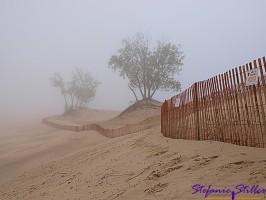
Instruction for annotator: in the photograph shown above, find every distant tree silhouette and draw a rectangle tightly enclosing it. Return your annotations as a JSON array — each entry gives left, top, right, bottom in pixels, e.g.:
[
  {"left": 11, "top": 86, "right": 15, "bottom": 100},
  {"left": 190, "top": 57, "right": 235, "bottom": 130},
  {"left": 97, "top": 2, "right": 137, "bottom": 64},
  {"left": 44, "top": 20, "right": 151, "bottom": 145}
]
[{"left": 50, "top": 68, "right": 100, "bottom": 112}]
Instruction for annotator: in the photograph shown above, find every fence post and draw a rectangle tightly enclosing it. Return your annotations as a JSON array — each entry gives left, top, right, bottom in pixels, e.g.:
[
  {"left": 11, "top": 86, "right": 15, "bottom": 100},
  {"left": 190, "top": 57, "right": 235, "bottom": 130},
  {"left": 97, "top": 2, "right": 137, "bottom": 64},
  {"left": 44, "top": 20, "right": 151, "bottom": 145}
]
[
  {"left": 194, "top": 82, "right": 200, "bottom": 140},
  {"left": 161, "top": 102, "right": 164, "bottom": 134}
]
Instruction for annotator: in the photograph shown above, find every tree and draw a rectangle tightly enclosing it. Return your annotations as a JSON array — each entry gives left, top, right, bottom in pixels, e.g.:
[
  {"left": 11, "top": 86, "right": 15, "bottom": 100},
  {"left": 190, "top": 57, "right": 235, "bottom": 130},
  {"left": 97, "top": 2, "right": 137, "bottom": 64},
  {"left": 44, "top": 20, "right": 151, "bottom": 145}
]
[
  {"left": 50, "top": 68, "right": 100, "bottom": 112},
  {"left": 108, "top": 32, "right": 184, "bottom": 101}
]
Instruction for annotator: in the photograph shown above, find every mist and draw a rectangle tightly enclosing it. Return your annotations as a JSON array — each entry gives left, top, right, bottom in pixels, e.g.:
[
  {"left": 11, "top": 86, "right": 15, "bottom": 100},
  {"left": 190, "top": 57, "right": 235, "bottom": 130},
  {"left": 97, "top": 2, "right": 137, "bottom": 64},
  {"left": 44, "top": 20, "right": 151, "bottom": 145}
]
[{"left": 1, "top": 0, "right": 266, "bottom": 126}]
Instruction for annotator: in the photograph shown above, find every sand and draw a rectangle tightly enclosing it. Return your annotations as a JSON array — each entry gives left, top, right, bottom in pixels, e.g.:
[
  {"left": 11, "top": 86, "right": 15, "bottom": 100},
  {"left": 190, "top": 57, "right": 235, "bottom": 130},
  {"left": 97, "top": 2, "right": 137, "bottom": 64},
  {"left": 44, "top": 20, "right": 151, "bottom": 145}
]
[{"left": 0, "top": 109, "right": 266, "bottom": 200}]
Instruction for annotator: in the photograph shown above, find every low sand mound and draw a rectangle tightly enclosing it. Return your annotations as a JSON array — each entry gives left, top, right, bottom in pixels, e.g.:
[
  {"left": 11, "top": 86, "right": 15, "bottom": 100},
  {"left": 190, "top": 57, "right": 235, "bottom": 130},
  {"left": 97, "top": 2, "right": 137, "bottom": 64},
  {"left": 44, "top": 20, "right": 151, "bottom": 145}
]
[
  {"left": 48, "top": 108, "right": 120, "bottom": 125},
  {"left": 118, "top": 99, "right": 162, "bottom": 117},
  {"left": 100, "top": 99, "right": 162, "bottom": 128},
  {"left": 46, "top": 100, "right": 162, "bottom": 129}
]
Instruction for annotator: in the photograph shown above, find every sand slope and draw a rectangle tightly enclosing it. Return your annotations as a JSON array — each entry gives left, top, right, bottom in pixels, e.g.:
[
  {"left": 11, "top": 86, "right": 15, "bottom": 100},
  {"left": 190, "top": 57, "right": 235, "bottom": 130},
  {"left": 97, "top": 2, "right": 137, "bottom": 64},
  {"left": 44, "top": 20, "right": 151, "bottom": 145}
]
[
  {"left": 0, "top": 109, "right": 266, "bottom": 200},
  {"left": 0, "top": 125, "right": 107, "bottom": 182}
]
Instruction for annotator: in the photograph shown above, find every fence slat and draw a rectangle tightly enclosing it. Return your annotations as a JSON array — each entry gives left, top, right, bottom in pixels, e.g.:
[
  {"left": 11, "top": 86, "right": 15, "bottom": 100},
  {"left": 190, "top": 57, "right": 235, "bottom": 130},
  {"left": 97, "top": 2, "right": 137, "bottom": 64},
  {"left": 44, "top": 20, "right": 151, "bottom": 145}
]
[{"left": 161, "top": 57, "right": 266, "bottom": 148}]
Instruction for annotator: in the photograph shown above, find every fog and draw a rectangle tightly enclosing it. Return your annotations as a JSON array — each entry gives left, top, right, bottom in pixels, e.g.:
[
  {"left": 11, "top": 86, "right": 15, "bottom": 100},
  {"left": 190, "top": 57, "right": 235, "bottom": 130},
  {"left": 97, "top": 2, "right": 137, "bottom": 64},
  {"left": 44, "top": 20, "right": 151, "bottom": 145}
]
[{"left": 1, "top": 0, "right": 266, "bottom": 126}]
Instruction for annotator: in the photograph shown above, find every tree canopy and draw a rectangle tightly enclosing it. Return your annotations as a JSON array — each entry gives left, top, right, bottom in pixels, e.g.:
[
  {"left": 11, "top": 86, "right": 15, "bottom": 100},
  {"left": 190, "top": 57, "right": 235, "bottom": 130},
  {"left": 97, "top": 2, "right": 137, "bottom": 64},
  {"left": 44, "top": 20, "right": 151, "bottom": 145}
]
[
  {"left": 50, "top": 68, "right": 100, "bottom": 112},
  {"left": 108, "top": 32, "right": 184, "bottom": 101}
]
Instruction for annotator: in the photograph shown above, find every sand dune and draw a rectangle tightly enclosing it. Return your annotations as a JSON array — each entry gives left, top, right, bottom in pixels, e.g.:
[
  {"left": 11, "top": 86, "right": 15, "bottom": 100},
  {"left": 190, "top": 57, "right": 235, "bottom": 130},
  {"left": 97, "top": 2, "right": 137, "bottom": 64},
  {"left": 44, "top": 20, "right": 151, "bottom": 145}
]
[{"left": 0, "top": 109, "right": 266, "bottom": 200}]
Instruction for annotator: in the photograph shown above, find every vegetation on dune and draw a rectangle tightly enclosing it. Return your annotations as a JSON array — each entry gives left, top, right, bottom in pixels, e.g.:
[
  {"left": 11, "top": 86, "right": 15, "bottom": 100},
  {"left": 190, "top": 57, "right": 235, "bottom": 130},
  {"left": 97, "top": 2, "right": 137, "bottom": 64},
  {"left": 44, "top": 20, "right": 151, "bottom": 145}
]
[{"left": 108, "top": 32, "right": 184, "bottom": 101}]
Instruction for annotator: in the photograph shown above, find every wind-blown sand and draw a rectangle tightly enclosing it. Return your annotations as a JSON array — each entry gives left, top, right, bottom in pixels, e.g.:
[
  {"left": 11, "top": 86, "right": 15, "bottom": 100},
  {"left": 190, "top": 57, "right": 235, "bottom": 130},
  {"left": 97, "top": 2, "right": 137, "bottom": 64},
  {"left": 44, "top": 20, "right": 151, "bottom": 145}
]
[{"left": 0, "top": 109, "right": 265, "bottom": 200}]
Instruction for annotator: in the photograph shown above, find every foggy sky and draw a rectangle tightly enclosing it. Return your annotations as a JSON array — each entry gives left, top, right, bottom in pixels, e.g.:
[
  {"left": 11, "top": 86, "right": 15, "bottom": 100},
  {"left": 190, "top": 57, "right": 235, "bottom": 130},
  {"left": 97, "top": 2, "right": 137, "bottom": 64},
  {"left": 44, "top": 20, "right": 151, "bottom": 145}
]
[{"left": 1, "top": 0, "right": 266, "bottom": 125}]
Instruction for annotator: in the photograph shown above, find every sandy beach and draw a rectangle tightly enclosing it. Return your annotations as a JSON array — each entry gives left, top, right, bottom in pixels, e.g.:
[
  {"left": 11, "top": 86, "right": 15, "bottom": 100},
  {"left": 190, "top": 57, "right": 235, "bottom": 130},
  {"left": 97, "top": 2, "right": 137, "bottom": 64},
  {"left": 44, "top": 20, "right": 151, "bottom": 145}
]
[{"left": 0, "top": 108, "right": 265, "bottom": 200}]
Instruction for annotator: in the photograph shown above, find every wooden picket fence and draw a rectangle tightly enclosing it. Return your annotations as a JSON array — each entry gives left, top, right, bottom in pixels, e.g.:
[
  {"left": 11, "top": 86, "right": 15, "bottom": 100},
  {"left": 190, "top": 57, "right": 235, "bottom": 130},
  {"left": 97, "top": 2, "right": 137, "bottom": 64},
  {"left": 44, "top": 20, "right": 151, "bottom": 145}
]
[{"left": 161, "top": 57, "right": 266, "bottom": 148}]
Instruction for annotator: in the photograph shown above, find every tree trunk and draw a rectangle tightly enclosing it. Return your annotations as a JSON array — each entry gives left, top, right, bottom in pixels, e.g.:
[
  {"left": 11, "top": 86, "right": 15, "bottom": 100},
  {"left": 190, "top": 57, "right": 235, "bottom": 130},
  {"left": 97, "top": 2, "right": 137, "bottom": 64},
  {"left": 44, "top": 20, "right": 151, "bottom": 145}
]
[
  {"left": 62, "top": 89, "right": 69, "bottom": 110},
  {"left": 143, "top": 67, "right": 147, "bottom": 99},
  {"left": 125, "top": 71, "right": 144, "bottom": 99},
  {"left": 147, "top": 85, "right": 151, "bottom": 99},
  {"left": 129, "top": 85, "right": 139, "bottom": 101},
  {"left": 137, "top": 85, "right": 145, "bottom": 99},
  {"left": 150, "top": 86, "right": 159, "bottom": 99},
  {"left": 71, "top": 95, "right": 74, "bottom": 110}
]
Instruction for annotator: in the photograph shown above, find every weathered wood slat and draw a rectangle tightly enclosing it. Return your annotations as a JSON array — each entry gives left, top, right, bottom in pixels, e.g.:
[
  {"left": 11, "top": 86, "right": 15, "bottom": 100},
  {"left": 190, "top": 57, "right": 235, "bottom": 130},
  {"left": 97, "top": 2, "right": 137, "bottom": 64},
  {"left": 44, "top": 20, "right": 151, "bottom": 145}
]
[{"left": 161, "top": 57, "right": 266, "bottom": 148}]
